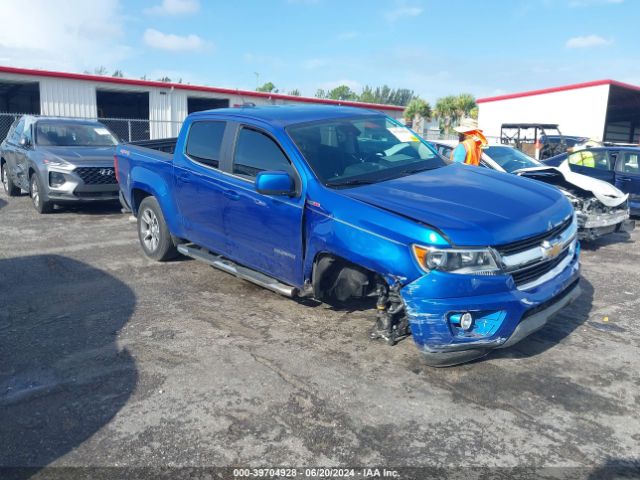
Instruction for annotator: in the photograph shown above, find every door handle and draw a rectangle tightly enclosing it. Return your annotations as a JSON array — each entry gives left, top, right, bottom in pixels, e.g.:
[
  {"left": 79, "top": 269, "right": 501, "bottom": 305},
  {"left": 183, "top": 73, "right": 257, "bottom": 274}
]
[
  {"left": 223, "top": 189, "right": 240, "bottom": 201},
  {"left": 619, "top": 177, "right": 632, "bottom": 182}
]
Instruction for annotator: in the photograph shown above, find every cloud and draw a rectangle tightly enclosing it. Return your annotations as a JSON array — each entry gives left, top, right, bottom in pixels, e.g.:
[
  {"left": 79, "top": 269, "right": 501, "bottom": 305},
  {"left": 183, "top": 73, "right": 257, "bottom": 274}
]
[
  {"left": 0, "top": 0, "right": 131, "bottom": 71},
  {"left": 569, "top": 0, "right": 623, "bottom": 6},
  {"left": 565, "top": 34, "right": 613, "bottom": 48},
  {"left": 384, "top": 3, "right": 423, "bottom": 22},
  {"left": 144, "top": 0, "right": 200, "bottom": 15},
  {"left": 143, "top": 28, "right": 206, "bottom": 51}
]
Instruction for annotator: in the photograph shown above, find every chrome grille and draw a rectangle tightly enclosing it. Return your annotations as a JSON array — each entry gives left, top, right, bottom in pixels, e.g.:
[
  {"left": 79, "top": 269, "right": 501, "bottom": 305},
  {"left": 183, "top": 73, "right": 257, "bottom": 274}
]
[
  {"left": 497, "top": 216, "right": 577, "bottom": 291},
  {"left": 495, "top": 216, "right": 573, "bottom": 256},
  {"left": 75, "top": 167, "right": 117, "bottom": 185}
]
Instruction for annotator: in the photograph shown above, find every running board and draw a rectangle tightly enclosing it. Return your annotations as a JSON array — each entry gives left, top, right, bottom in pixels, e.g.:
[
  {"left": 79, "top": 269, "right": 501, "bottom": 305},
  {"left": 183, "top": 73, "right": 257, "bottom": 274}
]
[{"left": 177, "top": 244, "right": 297, "bottom": 298}]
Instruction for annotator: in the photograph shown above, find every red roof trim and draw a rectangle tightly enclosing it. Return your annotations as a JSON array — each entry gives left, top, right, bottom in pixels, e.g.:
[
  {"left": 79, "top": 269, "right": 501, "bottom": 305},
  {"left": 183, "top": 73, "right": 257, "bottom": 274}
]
[
  {"left": 477, "top": 79, "right": 640, "bottom": 104},
  {"left": 0, "top": 65, "right": 405, "bottom": 111}
]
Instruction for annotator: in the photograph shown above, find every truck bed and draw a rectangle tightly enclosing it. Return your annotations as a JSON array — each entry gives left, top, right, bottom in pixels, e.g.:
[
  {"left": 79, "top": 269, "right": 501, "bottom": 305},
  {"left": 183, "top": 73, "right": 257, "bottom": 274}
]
[{"left": 128, "top": 137, "right": 178, "bottom": 155}]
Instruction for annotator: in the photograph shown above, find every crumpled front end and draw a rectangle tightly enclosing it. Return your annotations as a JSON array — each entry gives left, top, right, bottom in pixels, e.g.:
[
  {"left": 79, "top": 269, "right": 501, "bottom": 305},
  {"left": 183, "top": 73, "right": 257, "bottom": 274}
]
[
  {"left": 569, "top": 195, "right": 635, "bottom": 241},
  {"left": 401, "top": 231, "right": 581, "bottom": 366}
]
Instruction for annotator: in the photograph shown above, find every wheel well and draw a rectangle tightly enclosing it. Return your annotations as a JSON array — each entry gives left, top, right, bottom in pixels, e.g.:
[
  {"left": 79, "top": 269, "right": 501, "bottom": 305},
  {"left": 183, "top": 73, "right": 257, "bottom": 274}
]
[
  {"left": 131, "top": 188, "right": 152, "bottom": 214},
  {"left": 312, "top": 253, "right": 384, "bottom": 303}
]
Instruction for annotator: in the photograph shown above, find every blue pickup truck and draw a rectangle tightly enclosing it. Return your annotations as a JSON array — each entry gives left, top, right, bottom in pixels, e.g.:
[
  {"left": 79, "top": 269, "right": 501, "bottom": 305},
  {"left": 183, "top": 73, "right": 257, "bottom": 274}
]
[{"left": 116, "top": 106, "right": 581, "bottom": 366}]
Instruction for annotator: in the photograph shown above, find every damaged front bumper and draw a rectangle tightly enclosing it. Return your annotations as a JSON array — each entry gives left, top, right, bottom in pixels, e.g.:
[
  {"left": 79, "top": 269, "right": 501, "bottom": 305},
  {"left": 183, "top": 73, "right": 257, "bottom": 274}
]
[
  {"left": 401, "top": 247, "right": 581, "bottom": 366},
  {"left": 578, "top": 209, "right": 635, "bottom": 240}
]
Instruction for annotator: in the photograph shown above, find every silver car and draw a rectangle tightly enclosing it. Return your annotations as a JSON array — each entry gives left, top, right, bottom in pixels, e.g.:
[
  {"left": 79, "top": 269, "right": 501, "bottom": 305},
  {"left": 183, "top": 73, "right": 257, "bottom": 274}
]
[{"left": 0, "top": 116, "right": 119, "bottom": 213}]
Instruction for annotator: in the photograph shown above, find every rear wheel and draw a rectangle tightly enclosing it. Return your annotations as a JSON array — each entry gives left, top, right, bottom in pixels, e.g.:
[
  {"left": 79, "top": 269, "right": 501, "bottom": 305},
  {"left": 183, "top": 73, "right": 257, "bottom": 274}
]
[
  {"left": 137, "top": 196, "right": 177, "bottom": 261},
  {"left": 30, "top": 173, "right": 53, "bottom": 214},
  {"left": 1, "top": 162, "right": 20, "bottom": 196}
]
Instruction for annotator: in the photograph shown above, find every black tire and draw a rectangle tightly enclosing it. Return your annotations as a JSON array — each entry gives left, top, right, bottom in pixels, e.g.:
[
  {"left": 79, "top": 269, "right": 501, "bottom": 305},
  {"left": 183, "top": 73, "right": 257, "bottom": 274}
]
[
  {"left": 137, "top": 196, "right": 177, "bottom": 261},
  {"left": 30, "top": 172, "right": 53, "bottom": 214},
  {"left": 1, "top": 162, "right": 20, "bottom": 196}
]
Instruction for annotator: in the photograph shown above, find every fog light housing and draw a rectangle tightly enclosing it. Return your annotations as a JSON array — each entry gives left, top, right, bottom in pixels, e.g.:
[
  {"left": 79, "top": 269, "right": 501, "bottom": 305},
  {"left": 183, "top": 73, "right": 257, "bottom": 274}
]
[
  {"left": 460, "top": 312, "right": 473, "bottom": 331},
  {"left": 49, "top": 171, "right": 66, "bottom": 187}
]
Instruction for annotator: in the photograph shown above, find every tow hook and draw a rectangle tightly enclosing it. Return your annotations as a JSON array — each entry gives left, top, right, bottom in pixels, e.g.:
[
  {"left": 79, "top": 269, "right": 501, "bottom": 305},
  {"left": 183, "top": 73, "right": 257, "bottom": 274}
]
[{"left": 370, "top": 282, "right": 410, "bottom": 346}]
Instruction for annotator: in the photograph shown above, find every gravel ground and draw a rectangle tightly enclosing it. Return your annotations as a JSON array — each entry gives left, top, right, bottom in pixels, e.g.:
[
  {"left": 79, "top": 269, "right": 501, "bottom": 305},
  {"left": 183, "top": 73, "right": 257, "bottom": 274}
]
[{"left": 0, "top": 190, "right": 639, "bottom": 479}]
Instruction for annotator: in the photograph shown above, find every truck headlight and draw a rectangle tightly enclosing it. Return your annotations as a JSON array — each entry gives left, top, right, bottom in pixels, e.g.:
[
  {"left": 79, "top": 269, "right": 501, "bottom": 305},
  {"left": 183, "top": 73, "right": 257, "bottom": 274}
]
[{"left": 412, "top": 245, "right": 502, "bottom": 275}]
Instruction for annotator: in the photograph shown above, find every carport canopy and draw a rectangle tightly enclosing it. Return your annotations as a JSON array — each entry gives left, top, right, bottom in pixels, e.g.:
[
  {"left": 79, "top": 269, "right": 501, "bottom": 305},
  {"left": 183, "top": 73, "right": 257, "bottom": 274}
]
[{"left": 604, "top": 84, "right": 640, "bottom": 143}]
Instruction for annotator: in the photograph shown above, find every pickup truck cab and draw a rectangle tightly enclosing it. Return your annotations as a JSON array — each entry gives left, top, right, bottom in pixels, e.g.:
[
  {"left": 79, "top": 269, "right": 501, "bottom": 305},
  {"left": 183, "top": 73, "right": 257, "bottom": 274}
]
[{"left": 116, "top": 106, "right": 581, "bottom": 366}]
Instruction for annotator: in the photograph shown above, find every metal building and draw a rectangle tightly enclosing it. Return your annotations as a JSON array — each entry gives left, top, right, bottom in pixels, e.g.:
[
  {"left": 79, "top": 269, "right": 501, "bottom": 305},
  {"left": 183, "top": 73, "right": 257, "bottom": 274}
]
[
  {"left": 477, "top": 79, "right": 640, "bottom": 143},
  {"left": 0, "top": 65, "right": 404, "bottom": 142}
]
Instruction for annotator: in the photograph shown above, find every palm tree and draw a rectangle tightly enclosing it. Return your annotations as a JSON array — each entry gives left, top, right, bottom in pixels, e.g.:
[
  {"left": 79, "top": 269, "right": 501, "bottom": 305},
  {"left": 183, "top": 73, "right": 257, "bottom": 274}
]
[
  {"left": 435, "top": 95, "right": 457, "bottom": 134},
  {"left": 454, "top": 93, "right": 477, "bottom": 121}
]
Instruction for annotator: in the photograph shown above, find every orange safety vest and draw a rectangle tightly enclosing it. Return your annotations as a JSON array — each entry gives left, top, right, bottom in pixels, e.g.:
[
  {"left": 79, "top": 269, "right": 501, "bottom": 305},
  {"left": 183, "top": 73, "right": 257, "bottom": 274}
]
[{"left": 462, "top": 138, "right": 482, "bottom": 166}]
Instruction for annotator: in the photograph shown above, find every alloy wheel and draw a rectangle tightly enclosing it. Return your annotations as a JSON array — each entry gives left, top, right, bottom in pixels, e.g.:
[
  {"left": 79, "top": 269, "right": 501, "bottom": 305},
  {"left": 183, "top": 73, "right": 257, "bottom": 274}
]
[
  {"left": 140, "top": 207, "right": 160, "bottom": 252},
  {"left": 31, "top": 177, "right": 39, "bottom": 208},
  {"left": 1, "top": 165, "right": 7, "bottom": 192}
]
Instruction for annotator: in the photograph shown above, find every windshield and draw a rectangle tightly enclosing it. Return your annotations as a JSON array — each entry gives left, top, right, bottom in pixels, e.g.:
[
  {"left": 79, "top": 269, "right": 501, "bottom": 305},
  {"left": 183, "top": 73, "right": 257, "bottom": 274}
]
[
  {"left": 35, "top": 122, "right": 118, "bottom": 147},
  {"left": 287, "top": 115, "right": 446, "bottom": 187},
  {"left": 485, "top": 146, "right": 542, "bottom": 173}
]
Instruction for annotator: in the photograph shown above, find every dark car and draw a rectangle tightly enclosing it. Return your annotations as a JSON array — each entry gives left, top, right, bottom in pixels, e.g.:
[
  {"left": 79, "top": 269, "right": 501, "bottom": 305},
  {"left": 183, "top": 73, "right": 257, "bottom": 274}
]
[
  {"left": 544, "top": 147, "right": 640, "bottom": 216},
  {"left": 0, "top": 116, "right": 120, "bottom": 213}
]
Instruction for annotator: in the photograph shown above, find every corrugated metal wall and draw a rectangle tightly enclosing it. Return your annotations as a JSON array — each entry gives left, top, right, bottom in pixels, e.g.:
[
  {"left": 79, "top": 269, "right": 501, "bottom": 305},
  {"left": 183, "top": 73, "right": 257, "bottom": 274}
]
[{"left": 40, "top": 78, "right": 97, "bottom": 118}]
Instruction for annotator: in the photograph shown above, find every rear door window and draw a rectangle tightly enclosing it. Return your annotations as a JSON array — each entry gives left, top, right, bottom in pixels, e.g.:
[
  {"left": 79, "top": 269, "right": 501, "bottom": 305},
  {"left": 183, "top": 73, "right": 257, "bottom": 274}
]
[
  {"left": 568, "top": 150, "right": 611, "bottom": 170},
  {"left": 185, "top": 121, "right": 226, "bottom": 168},
  {"left": 232, "top": 128, "right": 293, "bottom": 179},
  {"left": 619, "top": 152, "right": 640, "bottom": 174}
]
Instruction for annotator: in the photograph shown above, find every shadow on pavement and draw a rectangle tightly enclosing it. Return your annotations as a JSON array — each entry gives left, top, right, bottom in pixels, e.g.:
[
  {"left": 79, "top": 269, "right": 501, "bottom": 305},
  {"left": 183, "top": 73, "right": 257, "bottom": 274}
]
[
  {"left": 0, "top": 255, "right": 137, "bottom": 474},
  {"left": 52, "top": 201, "right": 123, "bottom": 216},
  {"left": 0, "top": 198, "right": 6, "bottom": 211}
]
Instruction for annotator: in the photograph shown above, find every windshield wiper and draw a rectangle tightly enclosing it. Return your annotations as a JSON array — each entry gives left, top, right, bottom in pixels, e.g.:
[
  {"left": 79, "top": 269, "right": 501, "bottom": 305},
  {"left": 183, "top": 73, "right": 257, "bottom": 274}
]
[
  {"left": 399, "top": 166, "right": 438, "bottom": 176},
  {"left": 325, "top": 178, "right": 375, "bottom": 188}
]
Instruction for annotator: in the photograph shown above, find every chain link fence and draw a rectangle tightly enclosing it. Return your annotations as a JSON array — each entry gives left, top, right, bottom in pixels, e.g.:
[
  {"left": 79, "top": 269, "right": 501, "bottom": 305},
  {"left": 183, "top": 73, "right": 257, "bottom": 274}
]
[{"left": 0, "top": 112, "right": 182, "bottom": 144}]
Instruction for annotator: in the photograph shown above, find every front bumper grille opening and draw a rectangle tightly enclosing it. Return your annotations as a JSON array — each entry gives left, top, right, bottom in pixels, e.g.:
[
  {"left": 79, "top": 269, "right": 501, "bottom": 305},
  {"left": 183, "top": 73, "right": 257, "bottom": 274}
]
[{"left": 75, "top": 167, "right": 117, "bottom": 185}]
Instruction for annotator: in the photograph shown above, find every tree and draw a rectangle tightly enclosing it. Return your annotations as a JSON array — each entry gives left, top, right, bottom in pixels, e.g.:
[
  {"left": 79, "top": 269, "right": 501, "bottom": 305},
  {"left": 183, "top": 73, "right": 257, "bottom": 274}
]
[
  {"left": 288, "top": 89, "right": 301, "bottom": 96},
  {"left": 454, "top": 93, "right": 477, "bottom": 121},
  {"left": 256, "top": 82, "right": 278, "bottom": 93},
  {"left": 358, "top": 85, "right": 416, "bottom": 106},
  {"left": 326, "top": 85, "right": 358, "bottom": 101},
  {"left": 434, "top": 95, "right": 457, "bottom": 134},
  {"left": 112, "top": 70, "right": 124, "bottom": 78},
  {"left": 315, "top": 88, "right": 327, "bottom": 99},
  {"left": 404, "top": 98, "right": 432, "bottom": 123},
  {"left": 157, "top": 76, "right": 171, "bottom": 82}
]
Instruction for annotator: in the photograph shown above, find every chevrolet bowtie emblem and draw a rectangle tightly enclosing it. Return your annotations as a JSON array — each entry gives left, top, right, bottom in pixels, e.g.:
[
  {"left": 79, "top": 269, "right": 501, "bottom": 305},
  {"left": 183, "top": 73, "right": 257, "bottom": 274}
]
[{"left": 541, "top": 240, "right": 562, "bottom": 260}]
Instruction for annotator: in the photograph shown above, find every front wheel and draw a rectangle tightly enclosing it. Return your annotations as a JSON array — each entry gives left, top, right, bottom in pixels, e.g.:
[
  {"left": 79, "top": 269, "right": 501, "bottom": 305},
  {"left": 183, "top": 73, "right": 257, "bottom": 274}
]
[
  {"left": 30, "top": 173, "right": 53, "bottom": 214},
  {"left": 1, "top": 162, "right": 20, "bottom": 196},
  {"left": 137, "top": 196, "right": 177, "bottom": 261}
]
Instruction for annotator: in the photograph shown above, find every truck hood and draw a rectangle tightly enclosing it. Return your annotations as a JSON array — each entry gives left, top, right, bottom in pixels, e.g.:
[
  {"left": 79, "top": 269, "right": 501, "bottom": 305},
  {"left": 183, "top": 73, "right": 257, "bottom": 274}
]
[
  {"left": 341, "top": 163, "right": 573, "bottom": 247},
  {"left": 515, "top": 160, "right": 628, "bottom": 208},
  {"left": 38, "top": 146, "right": 116, "bottom": 166}
]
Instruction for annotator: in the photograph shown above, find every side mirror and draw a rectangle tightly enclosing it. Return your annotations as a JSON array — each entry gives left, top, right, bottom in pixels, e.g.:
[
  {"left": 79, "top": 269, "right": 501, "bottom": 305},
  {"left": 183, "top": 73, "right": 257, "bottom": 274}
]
[
  {"left": 19, "top": 137, "right": 30, "bottom": 148},
  {"left": 255, "top": 171, "right": 295, "bottom": 196}
]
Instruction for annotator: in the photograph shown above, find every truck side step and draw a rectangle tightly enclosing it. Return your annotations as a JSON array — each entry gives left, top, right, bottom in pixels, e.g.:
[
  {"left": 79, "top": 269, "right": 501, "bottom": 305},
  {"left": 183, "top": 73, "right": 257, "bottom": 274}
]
[{"left": 177, "top": 244, "right": 297, "bottom": 298}]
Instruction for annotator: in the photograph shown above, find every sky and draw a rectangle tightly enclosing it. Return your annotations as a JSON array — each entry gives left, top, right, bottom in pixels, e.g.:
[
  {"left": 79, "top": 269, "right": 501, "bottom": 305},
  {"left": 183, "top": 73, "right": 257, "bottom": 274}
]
[{"left": 0, "top": 0, "right": 638, "bottom": 103}]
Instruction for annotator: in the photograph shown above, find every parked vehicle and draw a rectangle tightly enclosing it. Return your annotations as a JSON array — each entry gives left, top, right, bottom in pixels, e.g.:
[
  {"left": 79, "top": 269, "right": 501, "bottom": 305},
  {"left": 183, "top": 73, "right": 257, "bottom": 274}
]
[
  {"left": 431, "top": 140, "right": 634, "bottom": 240},
  {"left": 543, "top": 147, "right": 640, "bottom": 216},
  {"left": 116, "top": 106, "right": 581, "bottom": 366},
  {"left": 0, "top": 116, "right": 120, "bottom": 213},
  {"left": 500, "top": 123, "right": 586, "bottom": 160}
]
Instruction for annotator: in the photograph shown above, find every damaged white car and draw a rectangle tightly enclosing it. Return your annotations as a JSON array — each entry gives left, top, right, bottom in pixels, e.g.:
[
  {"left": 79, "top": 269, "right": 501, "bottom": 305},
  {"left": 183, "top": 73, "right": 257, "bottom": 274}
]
[{"left": 430, "top": 141, "right": 635, "bottom": 241}]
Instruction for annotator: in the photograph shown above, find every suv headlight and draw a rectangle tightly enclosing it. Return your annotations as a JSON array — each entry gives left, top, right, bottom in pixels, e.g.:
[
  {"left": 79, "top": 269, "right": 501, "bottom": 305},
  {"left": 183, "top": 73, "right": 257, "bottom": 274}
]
[
  {"left": 412, "top": 245, "right": 502, "bottom": 275},
  {"left": 43, "top": 158, "right": 74, "bottom": 170}
]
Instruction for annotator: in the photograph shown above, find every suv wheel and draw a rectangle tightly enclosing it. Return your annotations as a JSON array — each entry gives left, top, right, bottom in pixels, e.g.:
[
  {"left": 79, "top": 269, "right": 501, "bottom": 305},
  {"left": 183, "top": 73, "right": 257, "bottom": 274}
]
[
  {"left": 30, "top": 173, "right": 53, "bottom": 214},
  {"left": 1, "top": 162, "right": 20, "bottom": 196},
  {"left": 137, "top": 196, "right": 177, "bottom": 261}
]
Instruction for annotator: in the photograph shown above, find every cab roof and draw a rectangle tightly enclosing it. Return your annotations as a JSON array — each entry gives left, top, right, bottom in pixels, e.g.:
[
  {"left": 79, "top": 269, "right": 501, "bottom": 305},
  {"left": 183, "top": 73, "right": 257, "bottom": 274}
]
[{"left": 189, "top": 105, "right": 385, "bottom": 127}]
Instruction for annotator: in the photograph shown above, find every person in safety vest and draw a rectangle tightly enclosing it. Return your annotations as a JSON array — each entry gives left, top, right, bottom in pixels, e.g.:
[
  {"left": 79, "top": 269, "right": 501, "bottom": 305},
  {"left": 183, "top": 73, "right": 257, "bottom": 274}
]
[{"left": 450, "top": 118, "right": 488, "bottom": 166}]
